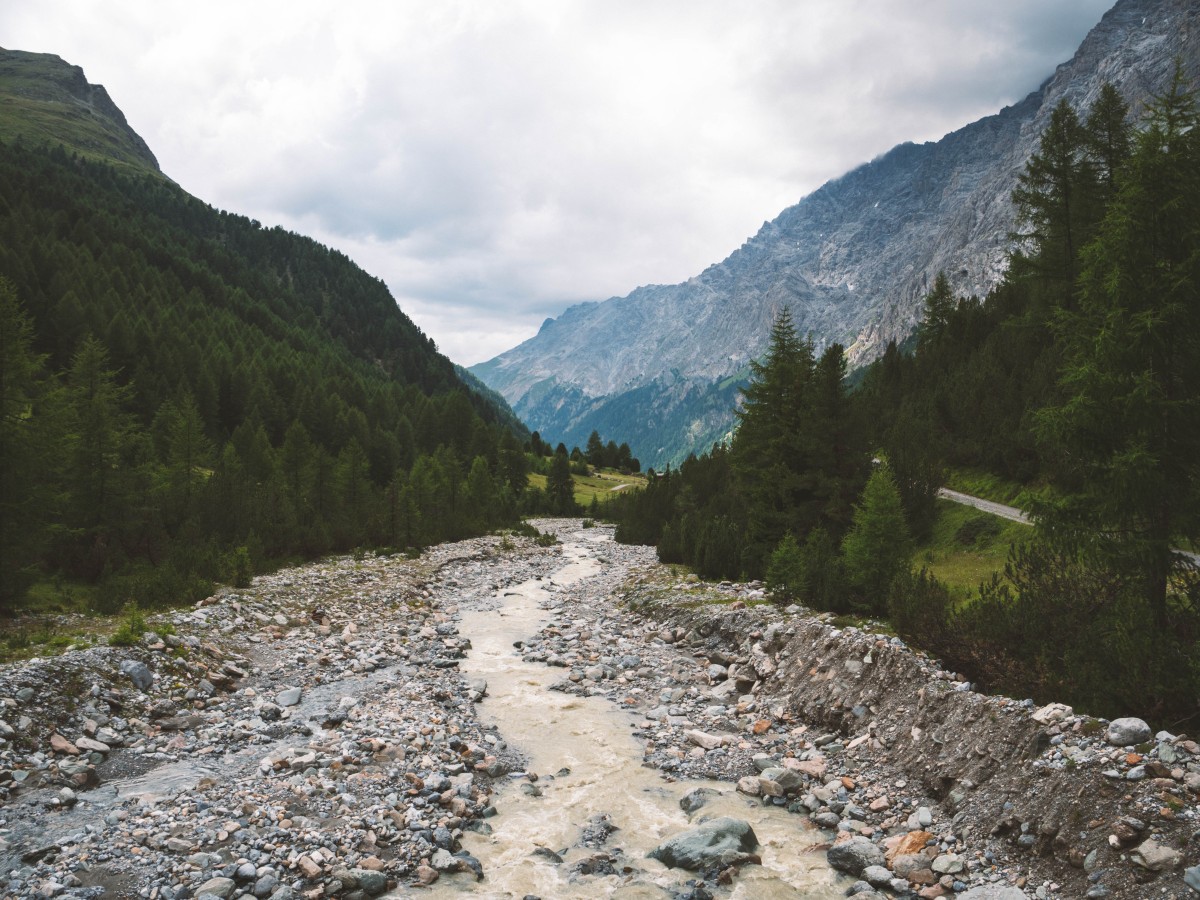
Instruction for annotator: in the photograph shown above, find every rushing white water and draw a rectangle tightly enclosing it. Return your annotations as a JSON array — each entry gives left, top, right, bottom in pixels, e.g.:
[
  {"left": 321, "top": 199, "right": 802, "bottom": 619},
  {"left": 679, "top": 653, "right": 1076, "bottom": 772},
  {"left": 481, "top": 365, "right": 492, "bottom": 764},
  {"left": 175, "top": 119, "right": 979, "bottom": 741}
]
[{"left": 418, "top": 532, "right": 846, "bottom": 899}]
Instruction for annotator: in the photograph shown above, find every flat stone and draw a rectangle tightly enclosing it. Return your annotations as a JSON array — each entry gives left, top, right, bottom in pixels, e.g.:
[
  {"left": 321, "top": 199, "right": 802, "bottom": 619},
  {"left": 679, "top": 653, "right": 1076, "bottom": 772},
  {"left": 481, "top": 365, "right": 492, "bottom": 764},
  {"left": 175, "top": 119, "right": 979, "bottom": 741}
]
[
  {"left": 685, "top": 729, "right": 729, "bottom": 750},
  {"left": 1031, "top": 702, "right": 1073, "bottom": 725},
  {"left": 74, "top": 736, "right": 110, "bottom": 753},
  {"left": 957, "top": 888, "right": 1028, "bottom": 900},
  {"left": 49, "top": 734, "right": 80, "bottom": 755},
  {"left": 276, "top": 686, "right": 302, "bottom": 707},
  {"left": 1130, "top": 838, "right": 1182, "bottom": 872},
  {"left": 1183, "top": 865, "right": 1200, "bottom": 891},
  {"left": 931, "top": 853, "right": 964, "bottom": 875},
  {"left": 194, "top": 877, "right": 236, "bottom": 899},
  {"left": 862, "top": 865, "right": 893, "bottom": 888}
]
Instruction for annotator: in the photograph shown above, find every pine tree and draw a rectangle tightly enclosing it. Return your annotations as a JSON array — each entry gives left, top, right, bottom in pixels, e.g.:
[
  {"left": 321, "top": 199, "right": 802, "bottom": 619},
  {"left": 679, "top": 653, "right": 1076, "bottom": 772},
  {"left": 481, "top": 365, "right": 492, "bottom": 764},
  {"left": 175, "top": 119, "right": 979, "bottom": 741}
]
[
  {"left": 841, "top": 465, "right": 912, "bottom": 615},
  {"left": 0, "top": 279, "right": 56, "bottom": 607},
  {"left": 1033, "top": 70, "right": 1200, "bottom": 626},
  {"left": 546, "top": 448, "right": 576, "bottom": 515},
  {"left": 1011, "top": 100, "right": 1096, "bottom": 303}
]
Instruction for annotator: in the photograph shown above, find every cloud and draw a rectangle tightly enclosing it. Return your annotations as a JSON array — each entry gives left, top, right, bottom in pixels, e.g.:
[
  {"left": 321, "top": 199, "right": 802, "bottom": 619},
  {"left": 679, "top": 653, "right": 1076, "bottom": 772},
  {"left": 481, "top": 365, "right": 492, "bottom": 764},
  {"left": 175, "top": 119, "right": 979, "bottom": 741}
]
[{"left": 5, "top": 0, "right": 1112, "bottom": 365}]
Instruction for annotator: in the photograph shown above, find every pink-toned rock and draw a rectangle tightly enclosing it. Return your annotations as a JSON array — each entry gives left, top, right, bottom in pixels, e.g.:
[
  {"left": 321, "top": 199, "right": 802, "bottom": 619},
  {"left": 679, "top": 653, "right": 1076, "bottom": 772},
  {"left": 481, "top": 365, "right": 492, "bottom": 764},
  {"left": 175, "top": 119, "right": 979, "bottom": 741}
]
[
  {"left": 918, "top": 886, "right": 949, "bottom": 898},
  {"left": 296, "top": 855, "right": 322, "bottom": 879},
  {"left": 736, "top": 775, "right": 762, "bottom": 796},
  {"left": 782, "top": 756, "right": 827, "bottom": 778},
  {"left": 870, "top": 795, "right": 891, "bottom": 812},
  {"left": 50, "top": 734, "right": 80, "bottom": 755},
  {"left": 415, "top": 864, "right": 439, "bottom": 885},
  {"left": 685, "top": 729, "right": 729, "bottom": 750},
  {"left": 758, "top": 777, "right": 785, "bottom": 798},
  {"left": 359, "top": 856, "right": 385, "bottom": 871}
]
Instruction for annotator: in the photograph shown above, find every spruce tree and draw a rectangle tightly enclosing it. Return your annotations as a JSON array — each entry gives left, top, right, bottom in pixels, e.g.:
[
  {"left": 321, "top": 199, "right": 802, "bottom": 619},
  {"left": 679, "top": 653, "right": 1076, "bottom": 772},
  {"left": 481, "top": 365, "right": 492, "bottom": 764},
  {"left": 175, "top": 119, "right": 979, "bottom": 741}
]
[
  {"left": 1033, "top": 70, "right": 1200, "bottom": 626},
  {"left": 841, "top": 465, "right": 911, "bottom": 616}
]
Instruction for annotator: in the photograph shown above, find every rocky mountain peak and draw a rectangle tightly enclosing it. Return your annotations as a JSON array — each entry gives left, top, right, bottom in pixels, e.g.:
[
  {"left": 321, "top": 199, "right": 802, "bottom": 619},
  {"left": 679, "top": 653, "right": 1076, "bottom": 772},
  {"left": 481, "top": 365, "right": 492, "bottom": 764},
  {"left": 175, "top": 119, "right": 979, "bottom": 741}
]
[{"left": 471, "top": 0, "right": 1200, "bottom": 469}]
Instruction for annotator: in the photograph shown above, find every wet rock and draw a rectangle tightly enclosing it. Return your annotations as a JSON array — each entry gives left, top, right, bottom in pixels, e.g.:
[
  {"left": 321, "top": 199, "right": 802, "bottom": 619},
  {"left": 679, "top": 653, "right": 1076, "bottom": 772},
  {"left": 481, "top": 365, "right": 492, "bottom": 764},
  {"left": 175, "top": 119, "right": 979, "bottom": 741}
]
[
  {"left": 1106, "top": 717, "right": 1151, "bottom": 746},
  {"left": 647, "top": 816, "right": 759, "bottom": 871},
  {"left": 580, "top": 813, "right": 619, "bottom": 847},
  {"left": 680, "top": 787, "right": 718, "bottom": 814},
  {"left": 827, "top": 836, "right": 885, "bottom": 877}
]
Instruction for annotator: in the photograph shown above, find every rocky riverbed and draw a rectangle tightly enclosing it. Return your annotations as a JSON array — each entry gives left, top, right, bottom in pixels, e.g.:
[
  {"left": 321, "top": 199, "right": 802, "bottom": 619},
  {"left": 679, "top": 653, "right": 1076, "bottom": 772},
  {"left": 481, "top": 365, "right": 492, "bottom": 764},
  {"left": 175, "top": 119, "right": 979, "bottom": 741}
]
[{"left": 0, "top": 520, "right": 1197, "bottom": 899}]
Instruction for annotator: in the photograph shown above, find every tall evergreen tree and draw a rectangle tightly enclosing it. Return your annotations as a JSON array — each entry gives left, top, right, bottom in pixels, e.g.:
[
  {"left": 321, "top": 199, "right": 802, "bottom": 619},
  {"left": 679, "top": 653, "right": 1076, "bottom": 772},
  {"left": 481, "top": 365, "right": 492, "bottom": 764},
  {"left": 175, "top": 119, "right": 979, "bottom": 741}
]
[
  {"left": 1033, "top": 71, "right": 1200, "bottom": 626},
  {"left": 841, "top": 465, "right": 912, "bottom": 616},
  {"left": 0, "top": 279, "right": 56, "bottom": 607}
]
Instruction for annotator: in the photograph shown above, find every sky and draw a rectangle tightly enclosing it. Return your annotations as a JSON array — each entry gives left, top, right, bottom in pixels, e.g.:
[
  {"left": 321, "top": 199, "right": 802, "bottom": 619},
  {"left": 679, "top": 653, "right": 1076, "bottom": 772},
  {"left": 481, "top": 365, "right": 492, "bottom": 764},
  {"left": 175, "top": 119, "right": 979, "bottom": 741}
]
[{"left": 6, "top": 1, "right": 1115, "bottom": 366}]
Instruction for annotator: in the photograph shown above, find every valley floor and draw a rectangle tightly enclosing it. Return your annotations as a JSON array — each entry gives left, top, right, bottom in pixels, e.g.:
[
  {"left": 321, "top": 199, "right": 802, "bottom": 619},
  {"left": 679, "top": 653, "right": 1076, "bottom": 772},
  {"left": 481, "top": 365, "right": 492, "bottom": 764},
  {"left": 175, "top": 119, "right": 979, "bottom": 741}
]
[{"left": 0, "top": 522, "right": 1195, "bottom": 899}]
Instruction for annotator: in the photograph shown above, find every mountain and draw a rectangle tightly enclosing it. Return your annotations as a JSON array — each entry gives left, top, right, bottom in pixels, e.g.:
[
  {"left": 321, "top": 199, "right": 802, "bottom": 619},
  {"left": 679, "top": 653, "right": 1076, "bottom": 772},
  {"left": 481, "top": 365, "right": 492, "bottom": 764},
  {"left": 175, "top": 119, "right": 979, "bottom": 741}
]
[
  {"left": 471, "top": 0, "right": 1200, "bottom": 470},
  {"left": 0, "top": 47, "right": 161, "bottom": 176},
  {"left": 0, "top": 50, "right": 530, "bottom": 607}
]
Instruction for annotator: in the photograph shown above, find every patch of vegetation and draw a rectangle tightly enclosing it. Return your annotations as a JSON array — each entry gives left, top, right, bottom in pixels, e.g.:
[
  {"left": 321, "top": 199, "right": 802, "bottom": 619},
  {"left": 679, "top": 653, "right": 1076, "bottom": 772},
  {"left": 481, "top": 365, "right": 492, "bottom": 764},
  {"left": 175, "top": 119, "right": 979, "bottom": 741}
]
[
  {"left": 944, "top": 468, "right": 1031, "bottom": 506},
  {"left": 108, "top": 605, "right": 147, "bottom": 647},
  {"left": 914, "top": 500, "right": 1031, "bottom": 602}
]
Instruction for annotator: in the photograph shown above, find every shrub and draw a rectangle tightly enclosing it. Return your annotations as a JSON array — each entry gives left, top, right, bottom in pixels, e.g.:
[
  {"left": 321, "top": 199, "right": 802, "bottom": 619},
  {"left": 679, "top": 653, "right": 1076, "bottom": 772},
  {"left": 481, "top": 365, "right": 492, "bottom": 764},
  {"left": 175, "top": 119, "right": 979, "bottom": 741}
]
[
  {"left": 229, "top": 546, "right": 253, "bottom": 588},
  {"left": 109, "top": 604, "right": 146, "bottom": 647}
]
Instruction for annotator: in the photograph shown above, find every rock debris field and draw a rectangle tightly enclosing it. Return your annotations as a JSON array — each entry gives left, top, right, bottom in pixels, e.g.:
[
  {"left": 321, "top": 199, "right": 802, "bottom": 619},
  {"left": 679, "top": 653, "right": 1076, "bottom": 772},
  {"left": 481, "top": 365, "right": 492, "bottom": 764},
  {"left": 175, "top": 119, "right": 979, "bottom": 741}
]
[{"left": 0, "top": 520, "right": 1197, "bottom": 899}]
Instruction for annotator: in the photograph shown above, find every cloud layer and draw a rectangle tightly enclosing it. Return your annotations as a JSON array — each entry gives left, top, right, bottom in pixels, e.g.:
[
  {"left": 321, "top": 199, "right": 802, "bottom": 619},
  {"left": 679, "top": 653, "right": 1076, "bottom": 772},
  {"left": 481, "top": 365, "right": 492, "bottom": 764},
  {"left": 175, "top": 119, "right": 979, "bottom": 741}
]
[{"left": 7, "top": 0, "right": 1113, "bottom": 364}]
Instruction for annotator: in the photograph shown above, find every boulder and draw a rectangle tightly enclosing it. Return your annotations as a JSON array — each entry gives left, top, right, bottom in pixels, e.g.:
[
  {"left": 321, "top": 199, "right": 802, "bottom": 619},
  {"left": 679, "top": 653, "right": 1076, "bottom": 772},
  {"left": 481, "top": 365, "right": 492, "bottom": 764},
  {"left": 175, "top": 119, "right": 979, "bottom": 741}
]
[
  {"left": 1130, "top": 838, "right": 1182, "bottom": 872},
  {"left": 119, "top": 659, "right": 153, "bottom": 691},
  {"left": 647, "top": 817, "right": 759, "bottom": 871},
  {"left": 827, "top": 836, "right": 885, "bottom": 876},
  {"left": 1106, "top": 717, "right": 1151, "bottom": 746}
]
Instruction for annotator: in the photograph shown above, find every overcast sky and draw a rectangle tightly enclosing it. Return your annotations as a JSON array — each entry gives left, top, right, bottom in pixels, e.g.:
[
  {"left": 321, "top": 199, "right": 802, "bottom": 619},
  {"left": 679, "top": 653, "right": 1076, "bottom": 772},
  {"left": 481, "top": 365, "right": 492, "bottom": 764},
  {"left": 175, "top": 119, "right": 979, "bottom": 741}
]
[{"left": 7, "top": 1, "right": 1114, "bottom": 366}]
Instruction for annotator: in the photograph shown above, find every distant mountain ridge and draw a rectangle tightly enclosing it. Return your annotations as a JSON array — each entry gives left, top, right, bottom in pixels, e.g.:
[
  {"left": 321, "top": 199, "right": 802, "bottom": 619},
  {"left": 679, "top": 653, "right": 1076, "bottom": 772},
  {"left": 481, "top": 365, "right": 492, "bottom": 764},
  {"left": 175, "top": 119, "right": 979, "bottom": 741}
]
[{"left": 472, "top": 0, "right": 1200, "bottom": 469}]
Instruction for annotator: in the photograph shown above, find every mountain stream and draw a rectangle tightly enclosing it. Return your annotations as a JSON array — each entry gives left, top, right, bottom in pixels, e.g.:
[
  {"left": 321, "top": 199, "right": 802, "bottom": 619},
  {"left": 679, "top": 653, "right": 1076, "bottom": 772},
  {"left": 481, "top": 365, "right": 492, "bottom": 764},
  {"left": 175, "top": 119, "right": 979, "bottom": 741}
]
[{"left": 414, "top": 532, "right": 845, "bottom": 898}]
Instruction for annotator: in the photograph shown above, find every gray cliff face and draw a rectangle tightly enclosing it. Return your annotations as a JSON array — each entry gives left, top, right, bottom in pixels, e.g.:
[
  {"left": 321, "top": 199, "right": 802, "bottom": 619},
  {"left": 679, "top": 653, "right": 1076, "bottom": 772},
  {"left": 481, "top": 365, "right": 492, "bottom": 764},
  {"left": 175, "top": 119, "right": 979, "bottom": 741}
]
[{"left": 472, "top": 0, "right": 1200, "bottom": 469}]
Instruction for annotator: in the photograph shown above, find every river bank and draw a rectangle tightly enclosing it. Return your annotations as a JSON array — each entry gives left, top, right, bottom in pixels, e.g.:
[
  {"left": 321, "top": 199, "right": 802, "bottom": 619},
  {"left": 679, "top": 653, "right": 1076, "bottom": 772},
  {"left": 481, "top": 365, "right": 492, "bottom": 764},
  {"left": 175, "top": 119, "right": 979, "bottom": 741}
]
[{"left": 0, "top": 520, "right": 1196, "bottom": 898}]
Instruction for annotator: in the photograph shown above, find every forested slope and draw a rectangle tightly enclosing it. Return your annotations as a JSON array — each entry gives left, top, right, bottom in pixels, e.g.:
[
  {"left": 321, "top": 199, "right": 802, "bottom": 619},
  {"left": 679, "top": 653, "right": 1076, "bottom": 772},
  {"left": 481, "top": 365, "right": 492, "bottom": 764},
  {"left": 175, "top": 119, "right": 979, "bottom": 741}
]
[{"left": 0, "top": 137, "right": 530, "bottom": 613}]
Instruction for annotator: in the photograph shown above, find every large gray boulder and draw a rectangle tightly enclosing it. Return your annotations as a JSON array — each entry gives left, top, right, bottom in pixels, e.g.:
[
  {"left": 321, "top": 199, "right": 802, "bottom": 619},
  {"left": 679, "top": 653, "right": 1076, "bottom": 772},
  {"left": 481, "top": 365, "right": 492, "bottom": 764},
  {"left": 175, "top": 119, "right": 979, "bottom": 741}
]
[
  {"left": 1106, "top": 717, "right": 1152, "bottom": 746},
  {"left": 647, "top": 817, "right": 759, "bottom": 871},
  {"left": 119, "top": 659, "right": 152, "bottom": 691},
  {"left": 826, "top": 836, "right": 885, "bottom": 876}
]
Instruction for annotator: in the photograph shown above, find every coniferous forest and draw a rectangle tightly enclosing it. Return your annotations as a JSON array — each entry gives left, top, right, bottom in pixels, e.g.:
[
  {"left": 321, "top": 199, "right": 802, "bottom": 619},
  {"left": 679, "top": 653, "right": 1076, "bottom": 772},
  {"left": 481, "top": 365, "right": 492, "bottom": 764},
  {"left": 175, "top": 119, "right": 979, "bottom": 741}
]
[
  {"left": 608, "top": 78, "right": 1200, "bottom": 725},
  {"left": 0, "top": 138, "right": 538, "bottom": 615}
]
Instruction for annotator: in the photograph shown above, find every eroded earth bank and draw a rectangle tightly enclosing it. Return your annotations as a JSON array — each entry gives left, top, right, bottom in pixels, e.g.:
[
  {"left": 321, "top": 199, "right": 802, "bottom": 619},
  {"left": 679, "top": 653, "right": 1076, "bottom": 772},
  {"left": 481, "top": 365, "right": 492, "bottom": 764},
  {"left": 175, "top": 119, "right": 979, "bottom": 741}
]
[{"left": 0, "top": 520, "right": 1196, "bottom": 899}]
